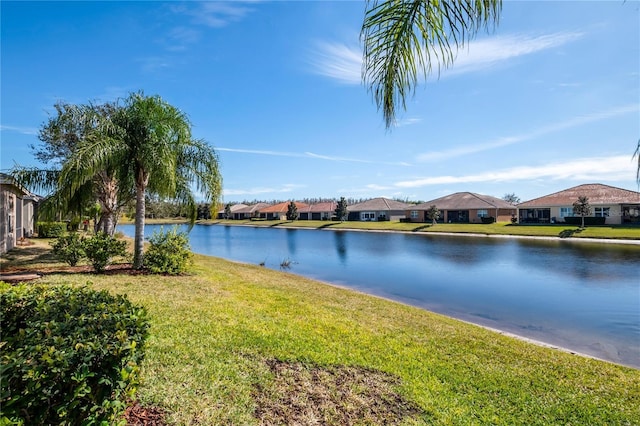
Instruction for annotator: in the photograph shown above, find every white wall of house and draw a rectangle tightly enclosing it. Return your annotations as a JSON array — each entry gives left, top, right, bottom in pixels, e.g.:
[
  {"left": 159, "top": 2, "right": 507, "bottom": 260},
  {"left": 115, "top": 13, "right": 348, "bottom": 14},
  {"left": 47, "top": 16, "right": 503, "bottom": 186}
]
[{"left": 0, "top": 188, "right": 16, "bottom": 255}]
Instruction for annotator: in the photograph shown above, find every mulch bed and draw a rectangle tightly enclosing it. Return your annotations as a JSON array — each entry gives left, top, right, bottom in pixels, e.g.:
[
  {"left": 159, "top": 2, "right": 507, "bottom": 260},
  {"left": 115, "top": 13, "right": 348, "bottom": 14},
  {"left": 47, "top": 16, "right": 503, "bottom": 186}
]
[
  {"left": 0, "top": 263, "right": 152, "bottom": 282},
  {"left": 124, "top": 401, "right": 167, "bottom": 426}
]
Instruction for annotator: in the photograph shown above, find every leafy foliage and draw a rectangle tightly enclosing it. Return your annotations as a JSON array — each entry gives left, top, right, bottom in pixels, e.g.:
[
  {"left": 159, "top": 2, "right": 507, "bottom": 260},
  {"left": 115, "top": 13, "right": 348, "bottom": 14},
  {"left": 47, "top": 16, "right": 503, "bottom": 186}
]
[
  {"left": 426, "top": 205, "right": 440, "bottom": 225},
  {"left": 82, "top": 232, "right": 127, "bottom": 272},
  {"left": 144, "top": 227, "right": 193, "bottom": 275},
  {"left": 335, "top": 197, "right": 348, "bottom": 221},
  {"left": 573, "top": 196, "right": 592, "bottom": 228},
  {"left": 286, "top": 201, "right": 298, "bottom": 221},
  {"left": 51, "top": 233, "right": 86, "bottom": 266},
  {"left": 0, "top": 284, "right": 149, "bottom": 425},
  {"left": 502, "top": 193, "right": 521, "bottom": 204},
  {"left": 37, "top": 221, "right": 66, "bottom": 238},
  {"left": 224, "top": 203, "right": 232, "bottom": 219}
]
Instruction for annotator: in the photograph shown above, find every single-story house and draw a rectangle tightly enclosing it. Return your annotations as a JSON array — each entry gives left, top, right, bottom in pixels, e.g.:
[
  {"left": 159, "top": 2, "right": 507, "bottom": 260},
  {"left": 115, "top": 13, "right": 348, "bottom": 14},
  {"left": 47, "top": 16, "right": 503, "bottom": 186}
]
[
  {"left": 347, "top": 197, "right": 412, "bottom": 221},
  {"left": 298, "top": 202, "right": 337, "bottom": 220},
  {"left": 406, "top": 192, "right": 516, "bottom": 223},
  {"left": 231, "top": 203, "right": 271, "bottom": 220},
  {"left": 217, "top": 203, "right": 248, "bottom": 219},
  {"left": 259, "top": 201, "right": 310, "bottom": 220},
  {"left": 518, "top": 183, "right": 640, "bottom": 225},
  {"left": 1, "top": 173, "right": 39, "bottom": 254}
]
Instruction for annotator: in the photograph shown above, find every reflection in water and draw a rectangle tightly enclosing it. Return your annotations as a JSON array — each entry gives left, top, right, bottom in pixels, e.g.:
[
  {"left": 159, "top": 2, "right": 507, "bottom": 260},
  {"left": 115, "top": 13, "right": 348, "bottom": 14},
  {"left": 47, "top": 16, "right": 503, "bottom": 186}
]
[
  {"left": 334, "top": 231, "right": 347, "bottom": 264},
  {"left": 120, "top": 224, "right": 640, "bottom": 368}
]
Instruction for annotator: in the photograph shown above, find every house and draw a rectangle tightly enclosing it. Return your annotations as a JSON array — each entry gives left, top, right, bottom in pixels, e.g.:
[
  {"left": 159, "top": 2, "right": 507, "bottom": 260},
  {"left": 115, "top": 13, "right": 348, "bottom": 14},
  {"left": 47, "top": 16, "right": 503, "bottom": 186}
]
[
  {"left": 406, "top": 192, "right": 516, "bottom": 223},
  {"left": 1, "top": 173, "right": 39, "bottom": 255},
  {"left": 231, "top": 203, "right": 271, "bottom": 220},
  {"left": 518, "top": 183, "right": 640, "bottom": 225},
  {"left": 217, "top": 203, "right": 248, "bottom": 219},
  {"left": 347, "top": 198, "right": 412, "bottom": 221},
  {"left": 298, "top": 202, "right": 337, "bottom": 221},
  {"left": 258, "top": 201, "right": 310, "bottom": 220}
]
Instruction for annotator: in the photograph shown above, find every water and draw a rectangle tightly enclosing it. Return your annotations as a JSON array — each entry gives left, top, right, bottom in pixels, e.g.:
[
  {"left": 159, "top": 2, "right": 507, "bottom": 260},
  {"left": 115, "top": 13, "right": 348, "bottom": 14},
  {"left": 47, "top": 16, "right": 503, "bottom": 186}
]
[{"left": 120, "top": 224, "right": 640, "bottom": 368}]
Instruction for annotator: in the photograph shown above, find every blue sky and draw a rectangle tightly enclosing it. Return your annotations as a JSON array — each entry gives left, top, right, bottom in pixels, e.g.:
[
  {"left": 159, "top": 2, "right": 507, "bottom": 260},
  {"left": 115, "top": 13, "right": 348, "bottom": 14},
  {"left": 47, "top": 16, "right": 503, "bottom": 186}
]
[{"left": 1, "top": 1, "right": 639, "bottom": 203}]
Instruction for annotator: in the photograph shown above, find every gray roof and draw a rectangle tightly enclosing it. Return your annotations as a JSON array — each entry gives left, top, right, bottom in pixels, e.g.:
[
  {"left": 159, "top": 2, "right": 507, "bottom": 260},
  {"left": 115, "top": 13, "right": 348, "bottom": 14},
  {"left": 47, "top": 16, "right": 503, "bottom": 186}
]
[
  {"left": 234, "top": 203, "right": 271, "bottom": 214},
  {"left": 412, "top": 192, "right": 514, "bottom": 210},
  {"left": 519, "top": 184, "right": 640, "bottom": 207},
  {"left": 348, "top": 197, "right": 413, "bottom": 212}
]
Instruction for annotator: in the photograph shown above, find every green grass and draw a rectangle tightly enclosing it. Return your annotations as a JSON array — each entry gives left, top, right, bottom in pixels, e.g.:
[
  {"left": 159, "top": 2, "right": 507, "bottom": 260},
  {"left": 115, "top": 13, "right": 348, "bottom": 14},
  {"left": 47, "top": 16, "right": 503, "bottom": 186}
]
[
  {"left": 3, "top": 242, "right": 638, "bottom": 425},
  {"left": 204, "top": 219, "right": 640, "bottom": 240}
]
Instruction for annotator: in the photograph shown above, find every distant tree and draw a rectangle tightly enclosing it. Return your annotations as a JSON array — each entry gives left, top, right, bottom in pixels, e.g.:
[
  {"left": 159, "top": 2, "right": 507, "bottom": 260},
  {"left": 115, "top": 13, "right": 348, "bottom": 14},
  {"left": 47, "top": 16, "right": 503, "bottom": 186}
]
[
  {"left": 286, "top": 201, "right": 298, "bottom": 221},
  {"left": 426, "top": 205, "right": 440, "bottom": 225},
  {"left": 335, "top": 197, "right": 348, "bottom": 221},
  {"left": 633, "top": 139, "right": 640, "bottom": 186},
  {"left": 502, "top": 193, "right": 521, "bottom": 205},
  {"left": 573, "top": 196, "right": 592, "bottom": 229},
  {"left": 224, "top": 203, "right": 232, "bottom": 220}
]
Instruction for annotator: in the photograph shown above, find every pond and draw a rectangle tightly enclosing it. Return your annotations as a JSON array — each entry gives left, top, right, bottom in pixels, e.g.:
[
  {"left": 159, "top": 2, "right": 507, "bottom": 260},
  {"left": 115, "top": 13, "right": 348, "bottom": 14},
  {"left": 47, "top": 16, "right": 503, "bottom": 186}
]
[{"left": 119, "top": 224, "right": 640, "bottom": 368}]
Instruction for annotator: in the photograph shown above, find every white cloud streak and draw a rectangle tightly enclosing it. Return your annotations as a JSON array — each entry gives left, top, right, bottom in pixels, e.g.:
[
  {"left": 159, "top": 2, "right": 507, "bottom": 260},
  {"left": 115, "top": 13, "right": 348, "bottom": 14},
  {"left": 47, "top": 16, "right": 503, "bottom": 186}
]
[
  {"left": 217, "top": 147, "right": 412, "bottom": 167},
  {"left": 224, "top": 183, "right": 304, "bottom": 196},
  {"left": 417, "top": 104, "right": 639, "bottom": 162},
  {"left": 395, "top": 155, "right": 635, "bottom": 188},
  {"left": 0, "top": 125, "right": 38, "bottom": 135},
  {"left": 311, "top": 31, "right": 583, "bottom": 85}
]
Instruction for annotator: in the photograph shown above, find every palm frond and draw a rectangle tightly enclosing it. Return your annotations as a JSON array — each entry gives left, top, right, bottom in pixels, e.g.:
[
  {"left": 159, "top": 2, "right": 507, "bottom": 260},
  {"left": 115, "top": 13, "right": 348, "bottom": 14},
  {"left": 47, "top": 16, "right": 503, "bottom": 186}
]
[{"left": 361, "top": 0, "right": 501, "bottom": 128}]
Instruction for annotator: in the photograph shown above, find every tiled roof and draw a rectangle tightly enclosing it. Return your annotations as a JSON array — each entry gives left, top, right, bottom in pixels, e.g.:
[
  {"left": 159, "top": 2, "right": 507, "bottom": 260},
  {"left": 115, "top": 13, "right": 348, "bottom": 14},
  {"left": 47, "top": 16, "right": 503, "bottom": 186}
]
[
  {"left": 412, "top": 192, "right": 514, "bottom": 210},
  {"left": 299, "top": 202, "right": 337, "bottom": 213},
  {"left": 218, "top": 203, "right": 248, "bottom": 214},
  {"left": 234, "top": 203, "right": 271, "bottom": 214},
  {"left": 519, "top": 184, "right": 640, "bottom": 207},
  {"left": 259, "top": 201, "right": 310, "bottom": 213},
  {"left": 347, "top": 197, "right": 413, "bottom": 211}
]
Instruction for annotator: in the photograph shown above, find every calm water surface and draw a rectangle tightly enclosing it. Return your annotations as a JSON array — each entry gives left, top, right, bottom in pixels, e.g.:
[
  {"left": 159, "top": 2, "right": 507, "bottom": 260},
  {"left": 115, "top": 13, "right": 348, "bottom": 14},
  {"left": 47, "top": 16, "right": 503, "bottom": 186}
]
[{"left": 120, "top": 224, "right": 640, "bottom": 368}]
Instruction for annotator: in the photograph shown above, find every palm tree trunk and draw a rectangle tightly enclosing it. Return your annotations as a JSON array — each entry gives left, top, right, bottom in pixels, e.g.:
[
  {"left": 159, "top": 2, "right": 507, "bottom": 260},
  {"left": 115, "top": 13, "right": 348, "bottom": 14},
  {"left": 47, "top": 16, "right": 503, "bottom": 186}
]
[{"left": 133, "top": 171, "right": 149, "bottom": 269}]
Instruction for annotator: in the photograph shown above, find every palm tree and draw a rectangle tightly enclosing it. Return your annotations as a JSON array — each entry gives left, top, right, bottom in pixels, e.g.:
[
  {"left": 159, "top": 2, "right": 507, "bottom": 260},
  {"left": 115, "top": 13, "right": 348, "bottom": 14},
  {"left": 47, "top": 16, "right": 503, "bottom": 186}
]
[
  {"left": 361, "top": 0, "right": 502, "bottom": 128},
  {"left": 62, "top": 92, "right": 222, "bottom": 268}
]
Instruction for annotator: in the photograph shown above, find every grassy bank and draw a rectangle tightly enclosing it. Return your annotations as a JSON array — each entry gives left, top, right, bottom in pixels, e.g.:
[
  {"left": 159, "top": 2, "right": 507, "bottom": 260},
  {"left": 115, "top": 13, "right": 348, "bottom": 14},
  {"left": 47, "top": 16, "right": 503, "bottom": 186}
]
[{"left": 2, "top": 242, "right": 638, "bottom": 424}]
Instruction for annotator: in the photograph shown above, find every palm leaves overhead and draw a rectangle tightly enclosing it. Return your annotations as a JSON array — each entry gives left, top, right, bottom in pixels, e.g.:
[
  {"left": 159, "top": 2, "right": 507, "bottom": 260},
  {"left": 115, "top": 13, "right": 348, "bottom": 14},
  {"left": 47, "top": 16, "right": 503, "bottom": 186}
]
[{"left": 361, "top": 0, "right": 502, "bottom": 128}]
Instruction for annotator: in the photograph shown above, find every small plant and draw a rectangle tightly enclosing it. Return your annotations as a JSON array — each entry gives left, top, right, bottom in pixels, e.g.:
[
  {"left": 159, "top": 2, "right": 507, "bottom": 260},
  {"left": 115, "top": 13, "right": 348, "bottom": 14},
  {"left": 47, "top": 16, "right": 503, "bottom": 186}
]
[
  {"left": 0, "top": 284, "right": 149, "bottom": 425},
  {"left": 36, "top": 221, "right": 66, "bottom": 238},
  {"left": 280, "top": 258, "right": 296, "bottom": 269},
  {"left": 51, "top": 232, "right": 86, "bottom": 266},
  {"left": 83, "top": 232, "right": 127, "bottom": 272},
  {"left": 145, "top": 227, "right": 193, "bottom": 274}
]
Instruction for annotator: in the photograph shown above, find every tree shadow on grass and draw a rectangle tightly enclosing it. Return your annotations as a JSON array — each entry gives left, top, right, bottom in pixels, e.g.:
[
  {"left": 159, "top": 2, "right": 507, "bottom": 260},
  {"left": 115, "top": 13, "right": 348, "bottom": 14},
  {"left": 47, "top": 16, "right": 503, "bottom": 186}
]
[
  {"left": 559, "top": 228, "right": 584, "bottom": 238},
  {"left": 319, "top": 222, "right": 338, "bottom": 229},
  {"left": 411, "top": 224, "right": 433, "bottom": 232}
]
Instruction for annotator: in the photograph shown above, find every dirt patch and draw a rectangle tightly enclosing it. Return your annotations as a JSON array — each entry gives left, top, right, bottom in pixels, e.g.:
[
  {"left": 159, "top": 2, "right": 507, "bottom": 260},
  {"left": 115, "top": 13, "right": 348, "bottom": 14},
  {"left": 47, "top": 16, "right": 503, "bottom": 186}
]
[
  {"left": 0, "top": 263, "right": 153, "bottom": 281},
  {"left": 253, "top": 359, "right": 425, "bottom": 425},
  {"left": 124, "top": 401, "right": 167, "bottom": 426}
]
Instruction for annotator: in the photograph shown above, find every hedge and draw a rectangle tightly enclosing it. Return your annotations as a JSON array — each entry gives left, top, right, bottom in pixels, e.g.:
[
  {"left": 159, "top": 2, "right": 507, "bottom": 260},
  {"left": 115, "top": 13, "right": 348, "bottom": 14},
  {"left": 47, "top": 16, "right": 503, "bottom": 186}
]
[{"left": 0, "top": 284, "right": 149, "bottom": 425}]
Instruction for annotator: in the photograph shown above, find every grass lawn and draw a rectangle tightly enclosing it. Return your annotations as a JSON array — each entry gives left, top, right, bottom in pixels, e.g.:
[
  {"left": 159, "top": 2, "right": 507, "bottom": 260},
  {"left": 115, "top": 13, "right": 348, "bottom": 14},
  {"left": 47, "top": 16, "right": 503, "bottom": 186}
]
[
  {"left": 2, "top": 241, "right": 639, "bottom": 425},
  {"left": 203, "top": 219, "right": 640, "bottom": 240}
]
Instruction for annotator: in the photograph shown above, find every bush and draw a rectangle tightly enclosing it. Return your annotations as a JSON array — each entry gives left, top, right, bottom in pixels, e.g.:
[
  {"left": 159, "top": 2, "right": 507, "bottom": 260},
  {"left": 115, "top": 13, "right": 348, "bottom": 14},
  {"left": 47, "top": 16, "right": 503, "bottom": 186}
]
[
  {"left": 145, "top": 227, "right": 193, "bottom": 275},
  {"left": 37, "top": 222, "right": 66, "bottom": 238},
  {"left": 83, "top": 232, "right": 127, "bottom": 272},
  {"left": 481, "top": 217, "right": 496, "bottom": 224},
  {"left": 51, "top": 233, "right": 86, "bottom": 266},
  {"left": 0, "top": 284, "right": 149, "bottom": 425}
]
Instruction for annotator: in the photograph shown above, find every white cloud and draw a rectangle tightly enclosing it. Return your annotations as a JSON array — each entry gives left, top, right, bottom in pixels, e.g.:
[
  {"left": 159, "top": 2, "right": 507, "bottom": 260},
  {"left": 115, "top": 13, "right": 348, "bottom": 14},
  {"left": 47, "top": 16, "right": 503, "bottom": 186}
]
[
  {"left": 217, "top": 147, "right": 412, "bottom": 166},
  {"left": 173, "top": 2, "right": 257, "bottom": 29},
  {"left": 395, "top": 155, "right": 635, "bottom": 188},
  {"left": 0, "top": 125, "right": 38, "bottom": 135},
  {"left": 311, "top": 31, "right": 583, "bottom": 85},
  {"left": 396, "top": 118, "right": 423, "bottom": 127},
  {"left": 417, "top": 104, "right": 640, "bottom": 162}
]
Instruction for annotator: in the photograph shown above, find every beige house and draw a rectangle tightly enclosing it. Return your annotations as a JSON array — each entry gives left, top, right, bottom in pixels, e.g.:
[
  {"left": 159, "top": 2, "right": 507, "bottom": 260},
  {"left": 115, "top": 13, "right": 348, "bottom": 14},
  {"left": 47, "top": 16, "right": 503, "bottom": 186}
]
[
  {"left": 298, "top": 202, "right": 337, "bottom": 220},
  {"left": 406, "top": 192, "right": 516, "bottom": 223},
  {"left": 1, "top": 173, "right": 39, "bottom": 255},
  {"left": 518, "top": 183, "right": 640, "bottom": 225},
  {"left": 230, "top": 203, "right": 270, "bottom": 220},
  {"left": 347, "top": 198, "right": 412, "bottom": 221}
]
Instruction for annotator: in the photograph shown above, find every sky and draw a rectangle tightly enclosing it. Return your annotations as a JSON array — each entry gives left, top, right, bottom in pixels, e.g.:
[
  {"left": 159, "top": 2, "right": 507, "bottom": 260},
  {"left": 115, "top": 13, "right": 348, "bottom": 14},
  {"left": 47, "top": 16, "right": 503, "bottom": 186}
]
[{"left": 1, "top": 1, "right": 639, "bottom": 204}]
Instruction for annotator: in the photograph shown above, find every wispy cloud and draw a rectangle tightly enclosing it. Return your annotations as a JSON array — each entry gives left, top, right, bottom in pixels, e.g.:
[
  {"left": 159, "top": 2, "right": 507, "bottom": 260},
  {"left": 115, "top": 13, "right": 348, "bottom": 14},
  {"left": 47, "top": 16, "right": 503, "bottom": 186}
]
[
  {"left": 217, "top": 147, "right": 412, "bottom": 167},
  {"left": 311, "top": 31, "right": 583, "bottom": 85},
  {"left": 0, "top": 125, "right": 38, "bottom": 135},
  {"left": 417, "top": 104, "right": 639, "bottom": 162},
  {"left": 224, "top": 183, "right": 304, "bottom": 196},
  {"left": 395, "top": 155, "right": 635, "bottom": 188},
  {"left": 446, "top": 31, "right": 584, "bottom": 76},
  {"left": 397, "top": 118, "right": 422, "bottom": 127},
  {"left": 172, "top": 2, "right": 257, "bottom": 29}
]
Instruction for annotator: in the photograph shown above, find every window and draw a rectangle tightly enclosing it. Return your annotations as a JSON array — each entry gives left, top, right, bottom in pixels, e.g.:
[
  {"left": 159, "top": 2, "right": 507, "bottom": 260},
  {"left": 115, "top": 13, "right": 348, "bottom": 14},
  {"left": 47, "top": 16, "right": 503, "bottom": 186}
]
[
  {"left": 595, "top": 207, "right": 610, "bottom": 217},
  {"left": 559, "top": 207, "right": 573, "bottom": 218},
  {"left": 410, "top": 210, "right": 419, "bottom": 219},
  {"left": 477, "top": 209, "right": 489, "bottom": 218},
  {"left": 361, "top": 212, "right": 376, "bottom": 220}
]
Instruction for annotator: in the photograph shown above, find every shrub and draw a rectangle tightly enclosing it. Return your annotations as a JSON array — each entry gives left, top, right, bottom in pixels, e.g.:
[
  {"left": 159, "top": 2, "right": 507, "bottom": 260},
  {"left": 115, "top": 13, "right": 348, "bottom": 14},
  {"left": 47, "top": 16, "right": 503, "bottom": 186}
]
[
  {"left": 83, "top": 232, "right": 127, "bottom": 272},
  {"left": 145, "top": 227, "right": 193, "bottom": 275},
  {"left": 37, "top": 222, "right": 66, "bottom": 238},
  {"left": 0, "top": 284, "right": 149, "bottom": 425},
  {"left": 481, "top": 217, "right": 496, "bottom": 224},
  {"left": 51, "top": 233, "right": 86, "bottom": 266}
]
